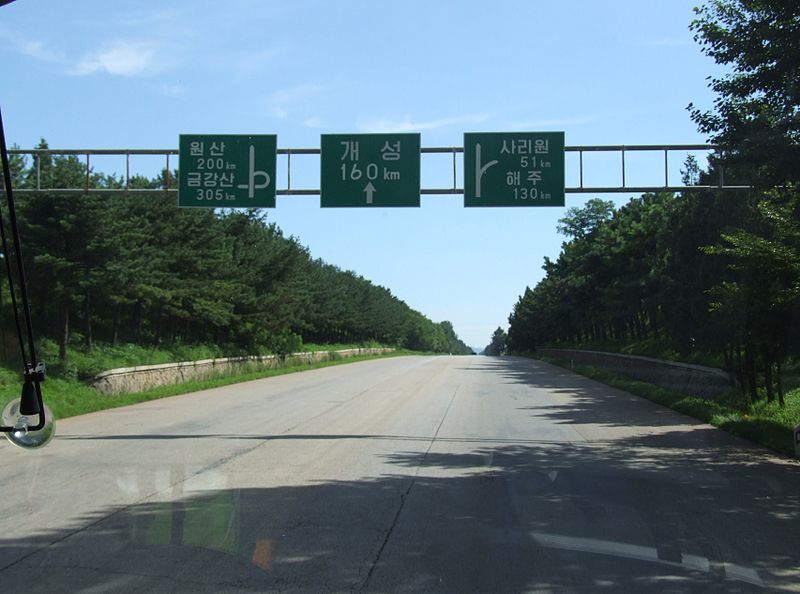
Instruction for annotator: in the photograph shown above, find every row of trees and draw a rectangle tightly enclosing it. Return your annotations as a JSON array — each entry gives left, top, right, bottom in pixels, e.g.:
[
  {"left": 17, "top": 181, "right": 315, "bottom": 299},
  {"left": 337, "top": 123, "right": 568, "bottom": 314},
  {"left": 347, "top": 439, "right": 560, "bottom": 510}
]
[
  {"left": 483, "top": 327, "right": 507, "bottom": 356},
  {"left": 507, "top": 186, "right": 799, "bottom": 403},
  {"left": 507, "top": 0, "right": 799, "bottom": 405},
  {"left": 1, "top": 143, "right": 473, "bottom": 361}
]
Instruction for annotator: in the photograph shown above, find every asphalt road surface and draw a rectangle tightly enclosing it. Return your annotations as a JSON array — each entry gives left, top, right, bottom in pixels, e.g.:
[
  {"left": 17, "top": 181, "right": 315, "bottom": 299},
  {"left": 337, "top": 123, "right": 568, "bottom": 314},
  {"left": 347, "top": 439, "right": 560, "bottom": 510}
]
[{"left": 1, "top": 355, "right": 799, "bottom": 593}]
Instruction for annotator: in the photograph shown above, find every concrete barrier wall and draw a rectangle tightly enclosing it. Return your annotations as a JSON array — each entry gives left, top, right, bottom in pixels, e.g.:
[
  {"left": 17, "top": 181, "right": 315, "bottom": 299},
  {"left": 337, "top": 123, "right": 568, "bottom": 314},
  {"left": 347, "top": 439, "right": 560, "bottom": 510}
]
[
  {"left": 89, "top": 348, "right": 395, "bottom": 396},
  {"left": 537, "top": 348, "right": 734, "bottom": 399}
]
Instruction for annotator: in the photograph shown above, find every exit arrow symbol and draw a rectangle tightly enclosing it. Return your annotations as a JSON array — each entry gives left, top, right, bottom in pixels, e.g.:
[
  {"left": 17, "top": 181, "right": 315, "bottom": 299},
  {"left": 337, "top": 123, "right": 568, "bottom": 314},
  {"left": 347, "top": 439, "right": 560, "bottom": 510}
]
[{"left": 363, "top": 181, "right": 376, "bottom": 204}]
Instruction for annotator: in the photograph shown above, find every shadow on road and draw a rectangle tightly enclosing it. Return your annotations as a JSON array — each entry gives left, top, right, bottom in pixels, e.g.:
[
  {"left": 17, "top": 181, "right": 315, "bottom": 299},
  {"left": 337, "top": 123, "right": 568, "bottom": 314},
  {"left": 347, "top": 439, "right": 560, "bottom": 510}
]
[
  {"left": 2, "top": 356, "right": 799, "bottom": 592},
  {"left": 2, "top": 438, "right": 799, "bottom": 592},
  {"left": 475, "top": 356, "right": 715, "bottom": 429}
]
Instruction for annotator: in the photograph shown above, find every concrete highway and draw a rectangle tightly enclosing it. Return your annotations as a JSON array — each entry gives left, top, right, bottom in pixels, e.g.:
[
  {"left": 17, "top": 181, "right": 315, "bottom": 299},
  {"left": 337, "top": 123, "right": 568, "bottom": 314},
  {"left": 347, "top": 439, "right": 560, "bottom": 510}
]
[{"left": 1, "top": 355, "right": 799, "bottom": 592}]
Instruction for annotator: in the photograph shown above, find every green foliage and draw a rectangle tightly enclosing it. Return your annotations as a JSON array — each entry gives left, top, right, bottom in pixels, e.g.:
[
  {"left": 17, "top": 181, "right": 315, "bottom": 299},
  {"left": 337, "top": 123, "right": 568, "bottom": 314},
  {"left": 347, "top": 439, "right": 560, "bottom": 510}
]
[
  {"left": 509, "top": 192, "right": 678, "bottom": 351},
  {"left": 508, "top": 184, "right": 800, "bottom": 406},
  {"left": 0, "top": 144, "right": 27, "bottom": 188},
  {"left": 685, "top": 2, "right": 800, "bottom": 400},
  {"left": 700, "top": 188, "right": 800, "bottom": 403},
  {"left": 689, "top": 0, "right": 800, "bottom": 187},
  {"left": 34, "top": 339, "right": 224, "bottom": 380},
  {"left": 1, "top": 145, "right": 467, "bottom": 370},
  {"left": 268, "top": 332, "right": 304, "bottom": 357},
  {"left": 484, "top": 327, "right": 507, "bottom": 356},
  {"left": 439, "top": 321, "right": 475, "bottom": 355},
  {"left": 556, "top": 198, "right": 615, "bottom": 240},
  {"left": 508, "top": 4, "right": 800, "bottom": 407}
]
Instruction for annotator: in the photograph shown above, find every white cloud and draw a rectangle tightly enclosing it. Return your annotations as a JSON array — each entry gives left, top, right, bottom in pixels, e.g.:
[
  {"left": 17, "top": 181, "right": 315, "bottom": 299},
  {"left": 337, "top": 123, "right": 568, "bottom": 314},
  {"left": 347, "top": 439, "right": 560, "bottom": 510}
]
[
  {"left": 357, "top": 113, "right": 492, "bottom": 133},
  {"left": 0, "top": 25, "right": 176, "bottom": 78},
  {"left": 0, "top": 27, "right": 65, "bottom": 64},
  {"left": 72, "top": 41, "right": 159, "bottom": 77},
  {"left": 19, "top": 39, "right": 64, "bottom": 63}
]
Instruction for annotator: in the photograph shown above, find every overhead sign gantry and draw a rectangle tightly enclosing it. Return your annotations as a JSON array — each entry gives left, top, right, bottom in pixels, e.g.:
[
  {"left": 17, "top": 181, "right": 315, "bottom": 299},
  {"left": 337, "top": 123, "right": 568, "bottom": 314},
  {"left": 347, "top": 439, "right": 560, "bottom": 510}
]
[{"left": 10, "top": 140, "right": 745, "bottom": 201}]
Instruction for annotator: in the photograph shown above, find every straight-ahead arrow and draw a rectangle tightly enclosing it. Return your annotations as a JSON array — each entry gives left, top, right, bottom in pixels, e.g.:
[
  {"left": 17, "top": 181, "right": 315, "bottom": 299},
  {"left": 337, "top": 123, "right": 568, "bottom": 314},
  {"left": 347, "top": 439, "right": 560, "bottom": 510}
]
[{"left": 363, "top": 181, "right": 376, "bottom": 204}]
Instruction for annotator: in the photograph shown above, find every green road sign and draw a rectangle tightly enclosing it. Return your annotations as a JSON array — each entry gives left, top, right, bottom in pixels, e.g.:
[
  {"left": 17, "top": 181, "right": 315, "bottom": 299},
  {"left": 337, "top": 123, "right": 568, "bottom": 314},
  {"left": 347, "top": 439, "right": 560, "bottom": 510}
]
[
  {"left": 179, "top": 135, "right": 277, "bottom": 208},
  {"left": 464, "top": 132, "right": 565, "bottom": 207},
  {"left": 320, "top": 133, "right": 421, "bottom": 207}
]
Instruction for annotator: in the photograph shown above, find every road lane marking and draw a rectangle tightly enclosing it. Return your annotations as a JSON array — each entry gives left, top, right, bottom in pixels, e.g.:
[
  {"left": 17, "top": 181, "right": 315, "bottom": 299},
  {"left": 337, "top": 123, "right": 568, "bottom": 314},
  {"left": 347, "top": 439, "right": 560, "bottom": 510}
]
[{"left": 531, "top": 531, "right": 763, "bottom": 587}]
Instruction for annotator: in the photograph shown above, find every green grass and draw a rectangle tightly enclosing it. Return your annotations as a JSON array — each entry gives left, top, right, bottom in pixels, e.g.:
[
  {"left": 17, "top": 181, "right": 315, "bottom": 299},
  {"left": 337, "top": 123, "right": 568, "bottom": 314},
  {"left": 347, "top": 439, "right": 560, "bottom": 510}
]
[
  {"left": 539, "top": 356, "right": 800, "bottom": 458},
  {"left": 0, "top": 343, "right": 417, "bottom": 421},
  {"left": 301, "top": 340, "right": 384, "bottom": 353},
  {"left": 19, "top": 339, "right": 391, "bottom": 381},
  {"left": 32, "top": 339, "right": 227, "bottom": 380}
]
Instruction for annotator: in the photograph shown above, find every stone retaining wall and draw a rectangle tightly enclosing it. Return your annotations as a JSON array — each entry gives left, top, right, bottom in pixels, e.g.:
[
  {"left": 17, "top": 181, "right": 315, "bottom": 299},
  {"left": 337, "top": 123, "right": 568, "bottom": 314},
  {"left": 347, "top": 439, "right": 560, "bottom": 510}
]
[
  {"left": 89, "top": 348, "right": 395, "bottom": 396},
  {"left": 537, "top": 348, "right": 734, "bottom": 399}
]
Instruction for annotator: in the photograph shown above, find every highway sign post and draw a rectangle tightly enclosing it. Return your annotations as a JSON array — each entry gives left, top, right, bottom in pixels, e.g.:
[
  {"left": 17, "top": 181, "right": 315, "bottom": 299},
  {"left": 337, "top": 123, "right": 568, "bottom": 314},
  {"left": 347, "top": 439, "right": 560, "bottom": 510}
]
[
  {"left": 179, "top": 135, "right": 277, "bottom": 208},
  {"left": 320, "top": 133, "right": 421, "bottom": 207},
  {"left": 463, "top": 132, "right": 565, "bottom": 207}
]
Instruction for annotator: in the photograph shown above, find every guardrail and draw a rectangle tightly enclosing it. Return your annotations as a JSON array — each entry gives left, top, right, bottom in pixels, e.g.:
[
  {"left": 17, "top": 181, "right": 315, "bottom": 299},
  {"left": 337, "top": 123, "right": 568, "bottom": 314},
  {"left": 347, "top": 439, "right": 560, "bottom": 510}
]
[
  {"left": 538, "top": 348, "right": 735, "bottom": 399},
  {"left": 6, "top": 144, "right": 748, "bottom": 197},
  {"left": 89, "top": 348, "right": 395, "bottom": 395}
]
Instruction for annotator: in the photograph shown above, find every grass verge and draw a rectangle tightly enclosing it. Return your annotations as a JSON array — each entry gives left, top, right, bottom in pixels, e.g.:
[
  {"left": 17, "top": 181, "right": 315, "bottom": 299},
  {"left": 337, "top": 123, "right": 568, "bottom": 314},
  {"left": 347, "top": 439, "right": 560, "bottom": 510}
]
[
  {"left": 539, "top": 356, "right": 800, "bottom": 458},
  {"left": 1, "top": 349, "right": 418, "bottom": 421}
]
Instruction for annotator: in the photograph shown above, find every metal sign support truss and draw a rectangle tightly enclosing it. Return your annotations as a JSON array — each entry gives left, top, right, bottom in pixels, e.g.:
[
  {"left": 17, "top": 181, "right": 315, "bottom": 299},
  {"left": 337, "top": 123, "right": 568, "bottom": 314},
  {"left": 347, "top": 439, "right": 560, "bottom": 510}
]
[{"left": 6, "top": 144, "right": 748, "bottom": 197}]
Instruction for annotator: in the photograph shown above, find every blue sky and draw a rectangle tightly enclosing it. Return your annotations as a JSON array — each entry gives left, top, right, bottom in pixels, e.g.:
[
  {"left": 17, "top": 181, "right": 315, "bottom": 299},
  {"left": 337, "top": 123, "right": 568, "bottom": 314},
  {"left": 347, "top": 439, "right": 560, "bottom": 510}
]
[{"left": 1, "top": 0, "right": 722, "bottom": 349}]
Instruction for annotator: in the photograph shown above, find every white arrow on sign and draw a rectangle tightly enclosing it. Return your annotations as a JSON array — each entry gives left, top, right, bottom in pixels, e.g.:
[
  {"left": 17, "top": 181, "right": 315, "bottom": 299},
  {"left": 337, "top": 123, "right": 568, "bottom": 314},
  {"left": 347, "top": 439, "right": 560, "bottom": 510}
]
[
  {"left": 475, "top": 143, "right": 498, "bottom": 199},
  {"left": 237, "top": 144, "right": 271, "bottom": 198},
  {"left": 363, "top": 181, "right": 376, "bottom": 204}
]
